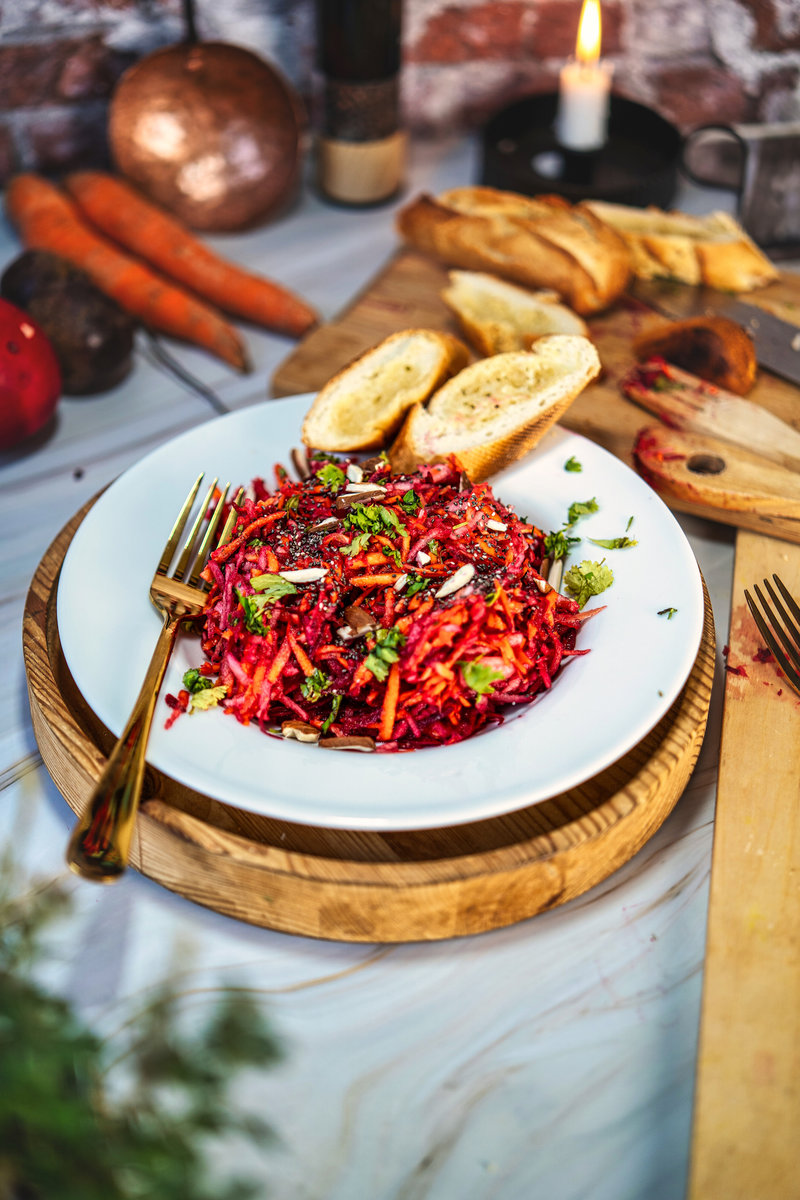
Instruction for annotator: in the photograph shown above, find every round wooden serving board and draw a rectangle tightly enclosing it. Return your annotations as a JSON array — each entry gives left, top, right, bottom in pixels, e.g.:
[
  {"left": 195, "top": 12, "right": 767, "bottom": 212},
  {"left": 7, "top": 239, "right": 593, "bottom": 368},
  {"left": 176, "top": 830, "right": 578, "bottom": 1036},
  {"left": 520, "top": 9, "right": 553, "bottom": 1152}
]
[{"left": 24, "top": 498, "right": 715, "bottom": 943}]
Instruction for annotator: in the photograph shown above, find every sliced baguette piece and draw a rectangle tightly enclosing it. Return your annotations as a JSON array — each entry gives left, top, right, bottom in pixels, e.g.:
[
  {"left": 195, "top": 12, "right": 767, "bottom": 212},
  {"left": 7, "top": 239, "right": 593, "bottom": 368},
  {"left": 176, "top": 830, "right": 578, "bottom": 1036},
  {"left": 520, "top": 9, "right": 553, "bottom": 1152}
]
[
  {"left": 633, "top": 314, "right": 757, "bottom": 395},
  {"left": 389, "top": 334, "right": 601, "bottom": 482},
  {"left": 396, "top": 187, "right": 633, "bottom": 315},
  {"left": 442, "top": 269, "right": 588, "bottom": 356},
  {"left": 301, "top": 328, "right": 470, "bottom": 451},
  {"left": 583, "top": 201, "right": 779, "bottom": 292}
]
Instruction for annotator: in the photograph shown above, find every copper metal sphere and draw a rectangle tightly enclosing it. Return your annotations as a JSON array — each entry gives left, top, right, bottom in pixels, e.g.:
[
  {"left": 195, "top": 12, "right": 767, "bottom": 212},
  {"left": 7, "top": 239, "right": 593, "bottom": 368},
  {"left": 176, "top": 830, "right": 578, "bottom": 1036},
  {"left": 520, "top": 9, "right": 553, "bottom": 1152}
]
[{"left": 108, "top": 41, "right": 304, "bottom": 232}]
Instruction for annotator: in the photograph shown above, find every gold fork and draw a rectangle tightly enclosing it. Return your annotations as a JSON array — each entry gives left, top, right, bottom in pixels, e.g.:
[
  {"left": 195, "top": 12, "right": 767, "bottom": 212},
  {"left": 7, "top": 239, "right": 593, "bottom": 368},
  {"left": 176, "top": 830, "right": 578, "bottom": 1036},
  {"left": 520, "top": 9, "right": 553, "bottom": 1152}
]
[
  {"left": 744, "top": 574, "right": 800, "bottom": 700},
  {"left": 66, "top": 473, "right": 237, "bottom": 883}
]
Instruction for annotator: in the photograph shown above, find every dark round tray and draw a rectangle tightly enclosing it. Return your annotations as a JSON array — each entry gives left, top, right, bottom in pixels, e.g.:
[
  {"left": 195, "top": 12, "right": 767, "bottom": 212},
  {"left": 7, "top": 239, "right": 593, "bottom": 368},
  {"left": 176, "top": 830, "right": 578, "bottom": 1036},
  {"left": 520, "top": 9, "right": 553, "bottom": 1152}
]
[{"left": 480, "top": 92, "right": 682, "bottom": 208}]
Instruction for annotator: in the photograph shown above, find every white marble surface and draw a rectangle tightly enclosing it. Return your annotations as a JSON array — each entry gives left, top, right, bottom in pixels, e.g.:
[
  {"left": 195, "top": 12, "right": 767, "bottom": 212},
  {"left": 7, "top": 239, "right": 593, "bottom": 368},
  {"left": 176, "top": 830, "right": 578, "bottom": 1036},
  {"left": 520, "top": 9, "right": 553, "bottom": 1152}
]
[{"left": 0, "top": 135, "right": 761, "bottom": 1198}]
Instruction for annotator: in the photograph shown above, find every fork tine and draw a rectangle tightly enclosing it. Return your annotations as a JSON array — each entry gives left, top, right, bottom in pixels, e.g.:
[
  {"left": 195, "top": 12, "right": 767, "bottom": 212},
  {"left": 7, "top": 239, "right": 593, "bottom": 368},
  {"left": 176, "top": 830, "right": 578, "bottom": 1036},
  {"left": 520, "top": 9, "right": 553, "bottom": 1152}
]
[
  {"left": 186, "top": 482, "right": 231, "bottom": 588},
  {"left": 756, "top": 582, "right": 800, "bottom": 673},
  {"left": 772, "top": 574, "right": 800, "bottom": 628},
  {"left": 172, "top": 477, "right": 219, "bottom": 581},
  {"left": 217, "top": 486, "right": 244, "bottom": 546},
  {"left": 156, "top": 472, "right": 204, "bottom": 576},
  {"left": 745, "top": 587, "right": 800, "bottom": 696}
]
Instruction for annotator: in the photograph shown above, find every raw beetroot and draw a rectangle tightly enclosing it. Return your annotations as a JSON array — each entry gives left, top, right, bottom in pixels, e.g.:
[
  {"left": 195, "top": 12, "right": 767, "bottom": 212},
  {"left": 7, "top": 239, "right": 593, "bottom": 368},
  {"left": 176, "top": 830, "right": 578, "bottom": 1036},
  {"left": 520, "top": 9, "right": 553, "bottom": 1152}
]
[{"left": 0, "top": 297, "right": 61, "bottom": 449}]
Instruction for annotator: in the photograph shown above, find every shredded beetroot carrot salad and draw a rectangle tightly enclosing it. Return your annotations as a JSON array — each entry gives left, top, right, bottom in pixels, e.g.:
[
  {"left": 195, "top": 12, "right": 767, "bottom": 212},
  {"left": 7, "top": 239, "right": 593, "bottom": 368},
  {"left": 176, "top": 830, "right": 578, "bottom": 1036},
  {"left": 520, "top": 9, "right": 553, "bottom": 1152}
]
[{"left": 170, "top": 454, "right": 593, "bottom": 752}]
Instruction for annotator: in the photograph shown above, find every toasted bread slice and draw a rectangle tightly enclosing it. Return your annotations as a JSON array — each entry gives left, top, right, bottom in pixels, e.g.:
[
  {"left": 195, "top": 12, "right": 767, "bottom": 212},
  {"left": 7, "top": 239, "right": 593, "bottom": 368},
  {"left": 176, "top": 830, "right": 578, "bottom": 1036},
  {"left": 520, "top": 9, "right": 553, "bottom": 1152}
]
[
  {"left": 584, "top": 201, "right": 778, "bottom": 292},
  {"left": 442, "top": 270, "right": 589, "bottom": 356},
  {"left": 633, "top": 315, "right": 757, "bottom": 395},
  {"left": 301, "top": 328, "right": 470, "bottom": 451},
  {"left": 389, "top": 335, "right": 601, "bottom": 482},
  {"left": 396, "top": 187, "right": 633, "bottom": 315}
]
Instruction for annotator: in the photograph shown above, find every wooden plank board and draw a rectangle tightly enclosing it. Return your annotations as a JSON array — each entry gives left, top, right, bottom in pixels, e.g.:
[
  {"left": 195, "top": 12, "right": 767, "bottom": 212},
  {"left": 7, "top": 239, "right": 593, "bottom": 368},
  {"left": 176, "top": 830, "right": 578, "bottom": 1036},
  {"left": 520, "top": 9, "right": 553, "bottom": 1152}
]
[
  {"left": 688, "top": 530, "right": 800, "bottom": 1199},
  {"left": 272, "top": 249, "right": 800, "bottom": 537}
]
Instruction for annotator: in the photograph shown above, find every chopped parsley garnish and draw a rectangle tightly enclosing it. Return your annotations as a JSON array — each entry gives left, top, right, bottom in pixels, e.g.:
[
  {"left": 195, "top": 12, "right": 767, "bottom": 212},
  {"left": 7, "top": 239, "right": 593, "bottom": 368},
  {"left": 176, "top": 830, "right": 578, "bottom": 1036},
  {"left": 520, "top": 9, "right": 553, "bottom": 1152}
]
[
  {"left": 321, "top": 693, "right": 342, "bottom": 733},
  {"left": 250, "top": 573, "right": 298, "bottom": 601},
  {"left": 182, "top": 668, "right": 215, "bottom": 694},
  {"left": 564, "top": 456, "right": 582, "bottom": 472},
  {"left": 339, "top": 530, "right": 372, "bottom": 557},
  {"left": 317, "top": 462, "right": 346, "bottom": 491},
  {"left": 344, "top": 502, "right": 407, "bottom": 539},
  {"left": 588, "top": 535, "right": 638, "bottom": 550},
  {"left": 563, "top": 559, "right": 614, "bottom": 609},
  {"left": 189, "top": 684, "right": 227, "bottom": 712},
  {"left": 658, "top": 607, "right": 678, "bottom": 620},
  {"left": 566, "top": 497, "right": 599, "bottom": 525},
  {"left": 400, "top": 488, "right": 421, "bottom": 513},
  {"left": 237, "top": 591, "right": 274, "bottom": 635},
  {"left": 301, "top": 668, "right": 330, "bottom": 702},
  {"left": 544, "top": 529, "right": 581, "bottom": 560},
  {"left": 459, "top": 660, "right": 505, "bottom": 695},
  {"left": 364, "top": 626, "right": 407, "bottom": 682},
  {"left": 405, "top": 573, "right": 428, "bottom": 598},
  {"left": 626, "top": 515, "right": 635, "bottom": 531}
]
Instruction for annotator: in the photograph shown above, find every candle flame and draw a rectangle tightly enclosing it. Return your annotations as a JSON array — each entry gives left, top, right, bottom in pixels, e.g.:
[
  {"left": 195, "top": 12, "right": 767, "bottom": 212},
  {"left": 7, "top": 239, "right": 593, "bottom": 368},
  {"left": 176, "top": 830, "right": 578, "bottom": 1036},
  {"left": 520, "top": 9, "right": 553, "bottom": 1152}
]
[{"left": 576, "top": 0, "right": 602, "bottom": 65}]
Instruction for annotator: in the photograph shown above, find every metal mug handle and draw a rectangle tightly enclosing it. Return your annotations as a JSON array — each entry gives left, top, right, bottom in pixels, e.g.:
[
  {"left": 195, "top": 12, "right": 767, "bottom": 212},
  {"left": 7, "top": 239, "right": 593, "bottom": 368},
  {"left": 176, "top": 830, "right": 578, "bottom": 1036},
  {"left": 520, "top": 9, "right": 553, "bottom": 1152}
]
[{"left": 680, "top": 123, "right": 747, "bottom": 193}]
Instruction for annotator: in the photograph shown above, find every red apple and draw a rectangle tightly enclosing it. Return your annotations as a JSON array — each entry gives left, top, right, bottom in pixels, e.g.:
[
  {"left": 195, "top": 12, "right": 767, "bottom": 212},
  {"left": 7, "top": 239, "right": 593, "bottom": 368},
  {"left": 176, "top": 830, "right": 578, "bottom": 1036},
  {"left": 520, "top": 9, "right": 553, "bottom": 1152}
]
[{"left": 0, "top": 297, "right": 62, "bottom": 450}]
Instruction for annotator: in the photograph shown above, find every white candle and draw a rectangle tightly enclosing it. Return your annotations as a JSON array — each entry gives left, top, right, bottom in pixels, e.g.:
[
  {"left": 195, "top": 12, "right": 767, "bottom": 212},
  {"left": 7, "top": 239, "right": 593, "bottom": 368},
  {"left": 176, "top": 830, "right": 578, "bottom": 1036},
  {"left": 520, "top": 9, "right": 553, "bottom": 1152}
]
[{"left": 555, "top": 0, "right": 613, "bottom": 151}]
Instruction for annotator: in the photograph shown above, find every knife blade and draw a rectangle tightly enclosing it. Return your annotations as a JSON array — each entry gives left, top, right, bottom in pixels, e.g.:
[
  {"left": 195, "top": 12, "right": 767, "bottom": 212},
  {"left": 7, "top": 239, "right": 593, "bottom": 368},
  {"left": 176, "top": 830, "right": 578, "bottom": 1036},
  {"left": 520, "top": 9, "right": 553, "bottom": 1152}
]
[{"left": 629, "top": 278, "right": 800, "bottom": 387}]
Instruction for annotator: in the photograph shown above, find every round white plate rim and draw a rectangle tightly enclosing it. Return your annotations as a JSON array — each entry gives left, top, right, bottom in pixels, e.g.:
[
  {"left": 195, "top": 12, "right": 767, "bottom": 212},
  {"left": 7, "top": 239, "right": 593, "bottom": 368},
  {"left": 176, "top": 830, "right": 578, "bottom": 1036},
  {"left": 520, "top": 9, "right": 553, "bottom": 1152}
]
[{"left": 56, "top": 392, "right": 704, "bottom": 831}]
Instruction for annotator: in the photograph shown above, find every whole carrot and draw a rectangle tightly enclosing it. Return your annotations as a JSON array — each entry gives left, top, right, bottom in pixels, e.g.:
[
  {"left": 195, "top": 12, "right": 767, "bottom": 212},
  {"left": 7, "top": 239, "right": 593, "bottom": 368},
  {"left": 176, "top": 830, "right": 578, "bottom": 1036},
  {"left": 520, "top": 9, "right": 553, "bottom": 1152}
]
[
  {"left": 4, "top": 173, "right": 250, "bottom": 372},
  {"left": 64, "top": 170, "right": 318, "bottom": 339}
]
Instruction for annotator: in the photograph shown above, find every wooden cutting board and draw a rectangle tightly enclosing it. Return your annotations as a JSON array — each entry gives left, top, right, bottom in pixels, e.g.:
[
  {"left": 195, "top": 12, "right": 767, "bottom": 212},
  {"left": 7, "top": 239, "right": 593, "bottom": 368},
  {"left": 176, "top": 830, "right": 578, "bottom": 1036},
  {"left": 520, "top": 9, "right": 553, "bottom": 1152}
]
[
  {"left": 272, "top": 249, "right": 800, "bottom": 541},
  {"left": 688, "top": 528, "right": 800, "bottom": 1199}
]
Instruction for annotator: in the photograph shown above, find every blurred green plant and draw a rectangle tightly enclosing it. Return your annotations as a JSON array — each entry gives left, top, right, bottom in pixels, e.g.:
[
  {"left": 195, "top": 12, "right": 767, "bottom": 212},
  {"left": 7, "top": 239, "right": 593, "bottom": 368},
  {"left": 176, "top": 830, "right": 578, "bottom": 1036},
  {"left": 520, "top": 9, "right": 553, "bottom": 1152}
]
[{"left": 0, "top": 869, "right": 283, "bottom": 1200}]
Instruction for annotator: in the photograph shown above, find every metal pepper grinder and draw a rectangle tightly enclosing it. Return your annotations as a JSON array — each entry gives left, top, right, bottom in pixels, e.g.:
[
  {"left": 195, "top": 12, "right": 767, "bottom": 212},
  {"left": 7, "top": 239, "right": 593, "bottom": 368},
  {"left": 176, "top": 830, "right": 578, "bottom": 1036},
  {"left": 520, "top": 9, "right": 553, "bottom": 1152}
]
[{"left": 314, "top": 0, "right": 406, "bottom": 206}]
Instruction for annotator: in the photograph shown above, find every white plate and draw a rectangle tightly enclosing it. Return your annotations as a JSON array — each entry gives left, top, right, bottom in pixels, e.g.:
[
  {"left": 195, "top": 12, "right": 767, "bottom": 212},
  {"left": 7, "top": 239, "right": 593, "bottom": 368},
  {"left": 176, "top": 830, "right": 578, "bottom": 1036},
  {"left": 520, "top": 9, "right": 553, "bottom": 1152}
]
[{"left": 57, "top": 393, "right": 704, "bottom": 831}]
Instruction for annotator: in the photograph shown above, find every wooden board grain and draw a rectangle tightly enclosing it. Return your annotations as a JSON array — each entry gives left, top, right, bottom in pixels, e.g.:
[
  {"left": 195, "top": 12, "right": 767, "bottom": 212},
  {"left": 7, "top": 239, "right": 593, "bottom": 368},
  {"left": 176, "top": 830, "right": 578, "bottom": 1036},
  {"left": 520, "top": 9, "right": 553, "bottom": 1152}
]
[
  {"left": 24, "top": 498, "right": 715, "bottom": 942},
  {"left": 688, "top": 530, "right": 800, "bottom": 1199},
  {"left": 271, "top": 250, "right": 800, "bottom": 538}
]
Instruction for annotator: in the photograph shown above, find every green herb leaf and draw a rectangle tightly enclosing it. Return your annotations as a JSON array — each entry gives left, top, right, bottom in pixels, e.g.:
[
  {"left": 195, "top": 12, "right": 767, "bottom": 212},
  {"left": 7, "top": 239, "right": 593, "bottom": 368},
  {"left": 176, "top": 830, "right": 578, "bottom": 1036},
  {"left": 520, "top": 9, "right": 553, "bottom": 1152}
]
[
  {"left": 544, "top": 529, "right": 581, "bottom": 560},
  {"left": 182, "top": 667, "right": 214, "bottom": 694},
  {"left": 339, "top": 530, "right": 372, "bottom": 557},
  {"left": 459, "top": 660, "right": 505, "bottom": 695},
  {"left": 567, "top": 497, "right": 599, "bottom": 525},
  {"left": 237, "top": 590, "right": 272, "bottom": 635},
  {"left": 400, "top": 488, "right": 421, "bottom": 513},
  {"left": 363, "top": 625, "right": 407, "bottom": 680},
  {"left": 405, "top": 573, "right": 428, "bottom": 597},
  {"left": 588, "top": 536, "right": 638, "bottom": 549},
  {"left": 250, "top": 573, "right": 298, "bottom": 601},
  {"left": 564, "top": 456, "right": 582, "bottom": 472},
  {"left": 189, "top": 684, "right": 227, "bottom": 712},
  {"left": 301, "top": 667, "right": 330, "bottom": 702},
  {"left": 317, "top": 462, "right": 346, "bottom": 491},
  {"left": 321, "top": 693, "right": 342, "bottom": 733},
  {"left": 344, "top": 502, "right": 407, "bottom": 538},
  {"left": 563, "top": 559, "right": 614, "bottom": 609}
]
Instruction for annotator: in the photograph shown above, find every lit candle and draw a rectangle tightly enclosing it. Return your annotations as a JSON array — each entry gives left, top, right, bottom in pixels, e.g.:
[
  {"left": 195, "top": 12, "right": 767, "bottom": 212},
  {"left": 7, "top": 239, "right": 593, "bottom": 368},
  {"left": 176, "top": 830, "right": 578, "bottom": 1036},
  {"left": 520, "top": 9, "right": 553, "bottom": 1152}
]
[{"left": 555, "top": 0, "right": 613, "bottom": 151}]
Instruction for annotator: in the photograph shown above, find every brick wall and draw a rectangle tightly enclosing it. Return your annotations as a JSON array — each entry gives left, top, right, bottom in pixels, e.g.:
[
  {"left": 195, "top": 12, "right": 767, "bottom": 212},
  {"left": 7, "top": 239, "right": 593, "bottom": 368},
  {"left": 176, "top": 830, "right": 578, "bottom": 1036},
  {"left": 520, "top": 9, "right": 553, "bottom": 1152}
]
[{"left": 1, "top": 0, "right": 798, "bottom": 185}]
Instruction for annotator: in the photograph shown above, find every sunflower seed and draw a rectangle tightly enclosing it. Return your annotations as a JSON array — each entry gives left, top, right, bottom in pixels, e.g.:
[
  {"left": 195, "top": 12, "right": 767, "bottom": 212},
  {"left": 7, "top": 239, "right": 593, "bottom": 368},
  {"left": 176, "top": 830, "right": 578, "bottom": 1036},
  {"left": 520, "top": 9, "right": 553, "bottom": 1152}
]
[{"left": 486, "top": 519, "right": 507, "bottom": 532}]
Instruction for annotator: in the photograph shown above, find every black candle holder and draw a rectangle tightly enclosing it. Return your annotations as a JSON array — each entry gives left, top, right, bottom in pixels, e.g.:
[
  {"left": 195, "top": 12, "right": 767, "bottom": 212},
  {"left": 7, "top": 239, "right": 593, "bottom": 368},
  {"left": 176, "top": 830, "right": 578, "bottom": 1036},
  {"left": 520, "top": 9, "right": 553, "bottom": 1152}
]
[{"left": 480, "top": 92, "right": 682, "bottom": 208}]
